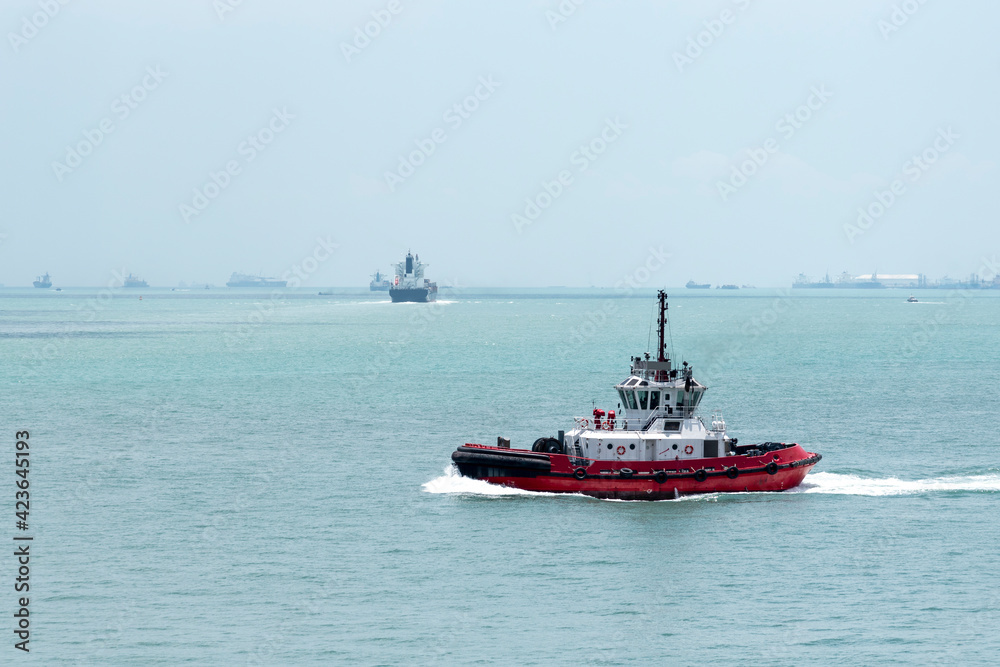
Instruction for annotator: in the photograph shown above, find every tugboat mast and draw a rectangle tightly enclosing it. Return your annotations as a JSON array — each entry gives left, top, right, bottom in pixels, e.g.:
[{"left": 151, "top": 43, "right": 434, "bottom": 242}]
[{"left": 656, "top": 290, "right": 668, "bottom": 381}]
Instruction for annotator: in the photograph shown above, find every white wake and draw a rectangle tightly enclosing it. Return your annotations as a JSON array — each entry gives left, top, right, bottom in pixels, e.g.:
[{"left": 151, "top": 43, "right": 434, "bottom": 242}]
[
  {"left": 421, "top": 466, "right": 566, "bottom": 497},
  {"left": 423, "top": 468, "right": 1000, "bottom": 500},
  {"left": 788, "top": 471, "right": 1000, "bottom": 496}
]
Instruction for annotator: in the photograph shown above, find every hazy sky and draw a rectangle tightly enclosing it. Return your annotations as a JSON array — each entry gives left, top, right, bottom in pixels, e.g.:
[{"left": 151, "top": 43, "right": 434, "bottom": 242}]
[{"left": 1, "top": 0, "right": 997, "bottom": 287}]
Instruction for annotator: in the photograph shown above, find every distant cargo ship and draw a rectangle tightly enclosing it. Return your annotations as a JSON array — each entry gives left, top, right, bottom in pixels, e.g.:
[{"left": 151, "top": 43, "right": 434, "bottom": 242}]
[
  {"left": 792, "top": 273, "right": 836, "bottom": 288},
  {"left": 686, "top": 280, "right": 710, "bottom": 289},
  {"left": 389, "top": 251, "right": 437, "bottom": 303},
  {"left": 719, "top": 284, "right": 739, "bottom": 290},
  {"left": 370, "top": 270, "right": 391, "bottom": 292},
  {"left": 33, "top": 272, "right": 52, "bottom": 288},
  {"left": 123, "top": 273, "right": 148, "bottom": 288},
  {"left": 226, "top": 272, "right": 288, "bottom": 288}
]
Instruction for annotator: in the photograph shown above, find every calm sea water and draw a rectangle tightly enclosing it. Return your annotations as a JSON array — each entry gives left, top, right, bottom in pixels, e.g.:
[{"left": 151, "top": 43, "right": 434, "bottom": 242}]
[{"left": 2, "top": 288, "right": 999, "bottom": 665}]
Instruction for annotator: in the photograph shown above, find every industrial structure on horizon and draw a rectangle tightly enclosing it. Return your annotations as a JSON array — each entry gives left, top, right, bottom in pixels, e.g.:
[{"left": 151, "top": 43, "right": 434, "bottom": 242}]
[{"left": 794, "top": 272, "right": 1000, "bottom": 290}]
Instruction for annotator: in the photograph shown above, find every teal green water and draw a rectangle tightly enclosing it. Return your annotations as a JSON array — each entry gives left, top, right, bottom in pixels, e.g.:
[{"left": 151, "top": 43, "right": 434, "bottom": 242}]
[{"left": 2, "top": 289, "right": 999, "bottom": 664}]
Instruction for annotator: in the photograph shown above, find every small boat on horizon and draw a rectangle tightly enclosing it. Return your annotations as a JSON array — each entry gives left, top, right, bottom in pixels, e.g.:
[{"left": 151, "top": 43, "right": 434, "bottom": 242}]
[{"left": 907, "top": 295, "right": 918, "bottom": 303}]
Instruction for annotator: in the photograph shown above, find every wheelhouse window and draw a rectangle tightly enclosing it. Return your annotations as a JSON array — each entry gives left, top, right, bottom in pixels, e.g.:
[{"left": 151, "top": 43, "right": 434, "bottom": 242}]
[
  {"left": 638, "top": 390, "right": 648, "bottom": 410},
  {"left": 617, "top": 389, "right": 627, "bottom": 407},
  {"left": 649, "top": 391, "right": 660, "bottom": 410},
  {"left": 625, "top": 391, "right": 638, "bottom": 410}
]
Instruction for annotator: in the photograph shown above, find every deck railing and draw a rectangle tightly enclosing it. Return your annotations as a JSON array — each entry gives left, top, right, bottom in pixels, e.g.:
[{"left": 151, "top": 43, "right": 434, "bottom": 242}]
[{"left": 574, "top": 407, "right": 700, "bottom": 431}]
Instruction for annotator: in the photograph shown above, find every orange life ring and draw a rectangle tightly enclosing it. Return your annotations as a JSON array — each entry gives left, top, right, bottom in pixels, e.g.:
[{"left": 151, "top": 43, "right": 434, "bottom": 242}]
[
  {"left": 616, "top": 445, "right": 626, "bottom": 456},
  {"left": 581, "top": 419, "right": 590, "bottom": 429},
  {"left": 684, "top": 444, "right": 694, "bottom": 455}
]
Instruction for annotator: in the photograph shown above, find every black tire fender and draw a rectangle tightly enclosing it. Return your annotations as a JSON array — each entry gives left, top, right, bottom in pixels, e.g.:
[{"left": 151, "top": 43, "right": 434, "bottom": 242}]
[
  {"left": 726, "top": 466, "right": 739, "bottom": 479},
  {"left": 694, "top": 469, "right": 707, "bottom": 483},
  {"left": 573, "top": 468, "right": 587, "bottom": 480},
  {"left": 766, "top": 462, "right": 779, "bottom": 475},
  {"left": 654, "top": 471, "right": 668, "bottom": 484}
]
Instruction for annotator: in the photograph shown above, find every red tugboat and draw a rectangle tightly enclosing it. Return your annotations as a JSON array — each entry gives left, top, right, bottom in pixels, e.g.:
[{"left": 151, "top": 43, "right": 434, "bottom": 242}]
[{"left": 451, "top": 291, "right": 821, "bottom": 499}]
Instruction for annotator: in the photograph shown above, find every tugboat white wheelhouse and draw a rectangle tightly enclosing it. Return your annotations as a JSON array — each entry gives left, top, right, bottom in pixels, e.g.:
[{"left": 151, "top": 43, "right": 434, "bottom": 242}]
[{"left": 452, "top": 291, "right": 821, "bottom": 499}]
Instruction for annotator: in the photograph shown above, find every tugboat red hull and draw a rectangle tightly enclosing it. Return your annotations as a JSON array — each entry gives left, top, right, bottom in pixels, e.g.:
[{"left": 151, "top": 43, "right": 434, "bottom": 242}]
[{"left": 452, "top": 443, "right": 821, "bottom": 500}]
